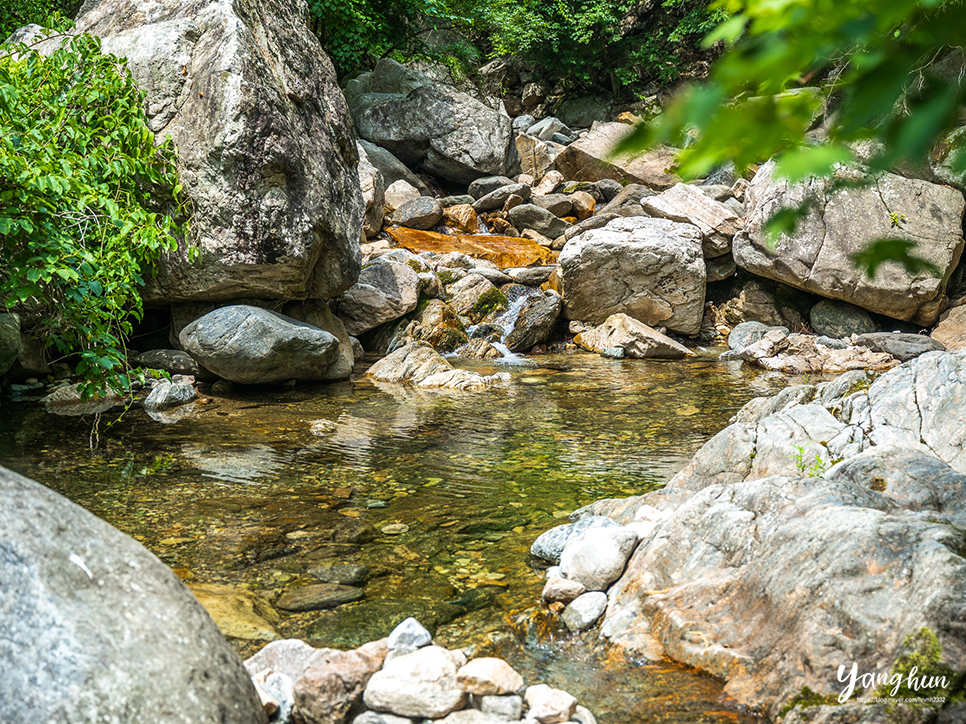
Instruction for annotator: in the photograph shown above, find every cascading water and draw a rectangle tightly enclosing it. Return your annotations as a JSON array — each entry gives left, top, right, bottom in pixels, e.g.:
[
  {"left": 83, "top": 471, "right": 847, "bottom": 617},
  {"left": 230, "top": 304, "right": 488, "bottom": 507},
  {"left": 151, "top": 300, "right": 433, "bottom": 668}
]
[{"left": 464, "top": 285, "right": 545, "bottom": 362}]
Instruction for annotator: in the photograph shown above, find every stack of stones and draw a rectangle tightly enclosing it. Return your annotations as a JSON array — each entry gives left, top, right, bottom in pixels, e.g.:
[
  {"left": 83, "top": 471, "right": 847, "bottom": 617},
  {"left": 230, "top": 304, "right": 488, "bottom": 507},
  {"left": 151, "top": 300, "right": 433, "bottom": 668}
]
[{"left": 244, "top": 618, "right": 597, "bottom": 724}]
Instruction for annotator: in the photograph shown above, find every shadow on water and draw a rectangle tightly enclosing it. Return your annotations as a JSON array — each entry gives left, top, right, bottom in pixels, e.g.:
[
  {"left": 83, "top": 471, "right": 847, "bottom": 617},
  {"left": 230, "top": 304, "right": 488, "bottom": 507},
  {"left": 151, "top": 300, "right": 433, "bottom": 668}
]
[{"left": 0, "top": 350, "right": 790, "bottom": 723}]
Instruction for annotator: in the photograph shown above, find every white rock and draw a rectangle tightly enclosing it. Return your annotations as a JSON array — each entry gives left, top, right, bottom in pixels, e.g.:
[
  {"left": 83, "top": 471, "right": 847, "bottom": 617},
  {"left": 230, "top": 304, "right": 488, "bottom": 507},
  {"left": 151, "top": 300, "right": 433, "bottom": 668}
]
[
  {"left": 524, "top": 684, "right": 577, "bottom": 724},
  {"left": 388, "top": 618, "right": 432, "bottom": 650},
  {"left": 385, "top": 180, "right": 421, "bottom": 212},
  {"left": 456, "top": 657, "right": 524, "bottom": 695},
  {"left": 542, "top": 576, "right": 586, "bottom": 605},
  {"left": 363, "top": 646, "right": 468, "bottom": 718},
  {"left": 559, "top": 527, "right": 639, "bottom": 591},
  {"left": 474, "top": 694, "right": 523, "bottom": 720},
  {"left": 561, "top": 592, "right": 608, "bottom": 632}
]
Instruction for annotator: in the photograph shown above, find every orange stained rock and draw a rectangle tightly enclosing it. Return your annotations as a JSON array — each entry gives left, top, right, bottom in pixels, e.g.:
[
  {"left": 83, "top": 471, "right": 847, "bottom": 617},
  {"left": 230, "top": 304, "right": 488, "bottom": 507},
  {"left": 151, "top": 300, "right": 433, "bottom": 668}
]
[{"left": 388, "top": 227, "right": 556, "bottom": 268}]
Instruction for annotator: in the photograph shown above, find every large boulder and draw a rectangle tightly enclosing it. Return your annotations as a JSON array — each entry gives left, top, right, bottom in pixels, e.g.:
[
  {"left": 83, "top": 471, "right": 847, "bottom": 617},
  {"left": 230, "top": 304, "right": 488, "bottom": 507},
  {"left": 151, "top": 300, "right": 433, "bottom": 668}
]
[
  {"left": 66, "top": 0, "right": 363, "bottom": 303},
  {"left": 179, "top": 305, "right": 339, "bottom": 384},
  {"left": 283, "top": 299, "right": 356, "bottom": 381},
  {"left": 552, "top": 123, "right": 679, "bottom": 190},
  {"left": 502, "top": 290, "right": 562, "bottom": 352},
  {"left": 733, "top": 160, "right": 966, "bottom": 325},
  {"left": 0, "top": 464, "right": 267, "bottom": 723},
  {"left": 598, "top": 448, "right": 966, "bottom": 721},
  {"left": 559, "top": 217, "right": 706, "bottom": 335},
  {"left": 336, "top": 260, "right": 421, "bottom": 337},
  {"left": 349, "top": 59, "right": 519, "bottom": 185}
]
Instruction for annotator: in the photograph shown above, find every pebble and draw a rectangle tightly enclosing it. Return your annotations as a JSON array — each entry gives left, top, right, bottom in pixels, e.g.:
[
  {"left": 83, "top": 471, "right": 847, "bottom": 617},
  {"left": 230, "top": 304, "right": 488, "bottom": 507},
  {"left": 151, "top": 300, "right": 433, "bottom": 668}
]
[{"left": 382, "top": 524, "right": 410, "bottom": 535}]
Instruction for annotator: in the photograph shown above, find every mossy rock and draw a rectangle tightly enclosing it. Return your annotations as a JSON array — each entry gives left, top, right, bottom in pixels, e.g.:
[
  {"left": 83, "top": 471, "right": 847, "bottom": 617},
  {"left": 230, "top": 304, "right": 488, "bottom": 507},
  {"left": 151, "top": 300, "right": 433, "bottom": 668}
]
[{"left": 469, "top": 287, "right": 509, "bottom": 323}]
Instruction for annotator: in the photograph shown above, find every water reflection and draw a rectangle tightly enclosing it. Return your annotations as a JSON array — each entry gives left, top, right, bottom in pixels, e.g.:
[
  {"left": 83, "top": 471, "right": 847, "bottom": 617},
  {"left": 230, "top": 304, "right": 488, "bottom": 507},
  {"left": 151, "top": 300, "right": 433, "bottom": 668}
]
[{"left": 181, "top": 443, "right": 290, "bottom": 484}]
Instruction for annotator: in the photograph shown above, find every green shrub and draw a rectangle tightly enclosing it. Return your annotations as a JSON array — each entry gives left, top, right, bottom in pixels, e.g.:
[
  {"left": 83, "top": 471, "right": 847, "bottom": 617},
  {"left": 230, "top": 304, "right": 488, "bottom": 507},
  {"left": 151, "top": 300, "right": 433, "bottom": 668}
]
[
  {"left": 0, "top": 0, "right": 75, "bottom": 42},
  {"left": 0, "top": 33, "right": 186, "bottom": 397}
]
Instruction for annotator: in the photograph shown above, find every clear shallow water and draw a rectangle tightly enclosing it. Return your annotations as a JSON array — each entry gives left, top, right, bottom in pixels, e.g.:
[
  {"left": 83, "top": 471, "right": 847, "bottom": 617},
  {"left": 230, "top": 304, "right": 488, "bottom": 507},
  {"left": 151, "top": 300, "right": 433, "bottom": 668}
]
[{"left": 0, "top": 350, "right": 791, "bottom": 723}]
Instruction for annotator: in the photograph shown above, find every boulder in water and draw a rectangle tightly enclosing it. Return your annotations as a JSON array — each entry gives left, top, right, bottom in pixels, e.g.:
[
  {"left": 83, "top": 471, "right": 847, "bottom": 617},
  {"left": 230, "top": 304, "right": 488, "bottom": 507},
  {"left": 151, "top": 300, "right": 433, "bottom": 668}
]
[
  {"left": 180, "top": 305, "right": 339, "bottom": 384},
  {"left": 0, "top": 464, "right": 267, "bottom": 723}
]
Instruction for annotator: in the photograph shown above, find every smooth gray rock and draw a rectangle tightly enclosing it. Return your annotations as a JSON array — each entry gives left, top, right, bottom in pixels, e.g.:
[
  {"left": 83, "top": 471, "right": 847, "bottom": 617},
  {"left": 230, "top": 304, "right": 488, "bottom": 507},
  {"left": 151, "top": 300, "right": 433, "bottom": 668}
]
[
  {"left": 350, "top": 60, "right": 518, "bottom": 185},
  {"left": 62, "top": 0, "right": 363, "bottom": 304},
  {"left": 574, "top": 314, "right": 693, "bottom": 359},
  {"left": 309, "top": 564, "right": 369, "bottom": 586},
  {"left": 0, "top": 313, "right": 21, "bottom": 376},
  {"left": 853, "top": 332, "right": 945, "bottom": 361},
  {"left": 473, "top": 694, "right": 523, "bottom": 720},
  {"left": 531, "top": 193, "right": 573, "bottom": 217},
  {"left": 809, "top": 299, "right": 876, "bottom": 338},
  {"left": 440, "top": 195, "right": 476, "bottom": 208},
  {"left": 472, "top": 183, "right": 532, "bottom": 212},
  {"left": 734, "top": 160, "right": 965, "bottom": 325},
  {"left": 507, "top": 204, "right": 570, "bottom": 239},
  {"left": 559, "top": 216, "right": 706, "bottom": 335},
  {"left": 134, "top": 349, "right": 201, "bottom": 376},
  {"left": 503, "top": 290, "right": 562, "bottom": 352},
  {"left": 728, "top": 321, "right": 788, "bottom": 351},
  {"left": 180, "top": 305, "right": 339, "bottom": 384},
  {"left": 559, "top": 526, "right": 639, "bottom": 591},
  {"left": 337, "top": 261, "right": 421, "bottom": 336},
  {"left": 0, "top": 465, "right": 267, "bottom": 724},
  {"left": 144, "top": 379, "right": 197, "bottom": 410},
  {"left": 388, "top": 617, "right": 433, "bottom": 650},
  {"left": 530, "top": 516, "right": 619, "bottom": 564},
  {"left": 562, "top": 592, "right": 608, "bottom": 632},
  {"left": 468, "top": 176, "right": 515, "bottom": 199},
  {"left": 394, "top": 197, "right": 443, "bottom": 230},
  {"left": 283, "top": 299, "right": 356, "bottom": 381},
  {"left": 596, "top": 178, "right": 623, "bottom": 201}
]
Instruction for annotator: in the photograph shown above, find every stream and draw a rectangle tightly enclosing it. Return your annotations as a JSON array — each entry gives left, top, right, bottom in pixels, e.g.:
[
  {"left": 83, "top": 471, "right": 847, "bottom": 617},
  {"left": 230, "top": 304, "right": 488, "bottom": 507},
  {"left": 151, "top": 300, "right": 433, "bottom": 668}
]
[{"left": 0, "top": 349, "right": 799, "bottom": 723}]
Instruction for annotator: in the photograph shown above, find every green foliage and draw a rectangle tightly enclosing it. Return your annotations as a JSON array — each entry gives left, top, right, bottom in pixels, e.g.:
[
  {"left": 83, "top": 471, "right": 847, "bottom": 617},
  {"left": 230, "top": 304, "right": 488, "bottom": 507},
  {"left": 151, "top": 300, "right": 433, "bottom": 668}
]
[
  {"left": 0, "top": 34, "right": 186, "bottom": 397},
  {"left": 792, "top": 443, "right": 828, "bottom": 477},
  {"left": 308, "top": 0, "right": 480, "bottom": 76},
  {"left": 877, "top": 627, "right": 965, "bottom": 704},
  {"left": 480, "top": 0, "right": 727, "bottom": 94},
  {"left": 0, "top": 0, "right": 75, "bottom": 42},
  {"left": 617, "top": 0, "right": 966, "bottom": 274}
]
